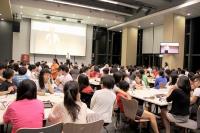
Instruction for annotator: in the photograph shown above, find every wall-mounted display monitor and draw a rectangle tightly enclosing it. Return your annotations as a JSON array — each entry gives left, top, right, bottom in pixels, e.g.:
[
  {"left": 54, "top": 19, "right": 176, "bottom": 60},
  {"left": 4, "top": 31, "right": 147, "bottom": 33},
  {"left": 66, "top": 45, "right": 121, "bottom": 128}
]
[{"left": 160, "top": 42, "right": 179, "bottom": 54}]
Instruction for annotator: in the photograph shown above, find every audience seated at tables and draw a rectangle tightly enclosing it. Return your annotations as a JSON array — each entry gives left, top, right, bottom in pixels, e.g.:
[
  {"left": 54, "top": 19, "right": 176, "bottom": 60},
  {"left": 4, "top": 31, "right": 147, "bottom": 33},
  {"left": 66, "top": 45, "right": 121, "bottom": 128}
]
[
  {"left": 116, "top": 80, "right": 159, "bottom": 133},
  {"left": 78, "top": 74, "right": 93, "bottom": 94},
  {"left": 140, "top": 69, "right": 149, "bottom": 87},
  {"left": 79, "top": 66, "right": 90, "bottom": 75},
  {"left": 89, "top": 66, "right": 101, "bottom": 78},
  {"left": 90, "top": 75, "right": 116, "bottom": 124},
  {"left": 0, "top": 68, "right": 15, "bottom": 95},
  {"left": 166, "top": 71, "right": 178, "bottom": 86},
  {"left": 165, "top": 69, "right": 171, "bottom": 82},
  {"left": 102, "top": 67, "right": 109, "bottom": 77},
  {"left": 70, "top": 65, "right": 80, "bottom": 80},
  {"left": 132, "top": 73, "right": 145, "bottom": 89},
  {"left": 26, "top": 64, "right": 38, "bottom": 81},
  {"left": 190, "top": 74, "right": 200, "bottom": 120},
  {"left": 51, "top": 58, "right": 59, "bottom": 80},
  {"left": 113, "top": 71, "right": 131, "bottom": 99},
  {"left": 154, "top": 70, "right": 167, "bottom": 89},
  {"left": 37, "top": 68, "right": 55, "bottom": 95},
  {"left": 48, "top": 81, "right": 88, "bottom": 124},
  {"left": 0, "top": 63, "right": 6, "bottom": 84},
  {"left": 78, "top": 74, "right": 94, "bottom": 107},
  {"left": 152, "top": 67, "right": 159, "bottom": 78},
  {"left": 13, "top": 67, "right": 29, "bottom": 87},
  {"left": 3, "top": 79, "right": 44, "bottom": 133},
  {"left": 12, "top": 63, "right": 19, "bottom": 75},
  {"left": 161, "top": 76, "right": 191, "bottom": 133},
  {"left": 110, "top": 65, "right": 119, "bottom": 74},
  {"left": 55, "top": 65, "right": 73, "bottom": 92}
]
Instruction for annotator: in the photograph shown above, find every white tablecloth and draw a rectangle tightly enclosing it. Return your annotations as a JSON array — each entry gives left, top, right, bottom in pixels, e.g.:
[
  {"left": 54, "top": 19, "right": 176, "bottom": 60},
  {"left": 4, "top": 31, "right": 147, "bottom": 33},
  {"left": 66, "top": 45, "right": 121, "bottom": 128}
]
[
  {"left": 128, "top": 88, "right": 170, "bottom": 106},
  {"left": 0, "top": 93, "right": 98, "bottom": 124}
]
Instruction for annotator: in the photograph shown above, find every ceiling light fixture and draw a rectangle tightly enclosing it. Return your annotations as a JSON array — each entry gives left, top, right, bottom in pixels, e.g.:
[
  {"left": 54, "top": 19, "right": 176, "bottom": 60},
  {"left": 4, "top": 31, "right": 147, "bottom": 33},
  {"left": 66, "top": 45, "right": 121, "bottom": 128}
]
[
  {"left": 138, "top": 25, "right": 141, "bottom": 28},
  {"left": 98, "top": 0, "right": 139, "bottom": 9},
  {"left": 1, "top": 18, "right": 4, "bottom": 21},
  {"left": 45, "top": 0, "right": 105, "bottom": 11},
  {"left": 150, "top": 22, "right": 154, "bottom": 25},
  {"left": 0, "top": 13, "right": 2, "bottom": 16},
  {"left": 187, "top": 13, "right": 191, "bottom": 16},
  {"left": 99, "top": 0, "right": 118, "bottom": 5},
  {"left": 45, "top": 0, "right": 132, "bottom": 16}
]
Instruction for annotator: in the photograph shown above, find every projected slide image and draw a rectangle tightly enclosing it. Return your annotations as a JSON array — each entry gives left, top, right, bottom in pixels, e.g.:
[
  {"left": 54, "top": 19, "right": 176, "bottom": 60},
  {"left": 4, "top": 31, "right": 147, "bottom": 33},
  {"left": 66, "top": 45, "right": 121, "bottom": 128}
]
[
  {"left": 160, "top": 43, "right": 179, "bottom": 54},
  {"left": 30, "top": 20, "right": 86, "bottom": 56}
]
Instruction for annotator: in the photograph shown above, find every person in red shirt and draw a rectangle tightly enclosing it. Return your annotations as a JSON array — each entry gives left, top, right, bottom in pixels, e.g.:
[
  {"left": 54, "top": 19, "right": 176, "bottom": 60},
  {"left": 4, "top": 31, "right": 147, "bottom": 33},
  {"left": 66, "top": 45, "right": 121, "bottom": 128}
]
[
  {"left": 89, "top": 66, "right": 101, "bottom": 78},
  {"left": 117, "top": 80, "right": 159, "bottom": 133},
  {"left": 78, "top": 74, "right": 94, "bottom": 107},
  {"left": 78, "top": 74, "right": 94, "bottom": 94}
]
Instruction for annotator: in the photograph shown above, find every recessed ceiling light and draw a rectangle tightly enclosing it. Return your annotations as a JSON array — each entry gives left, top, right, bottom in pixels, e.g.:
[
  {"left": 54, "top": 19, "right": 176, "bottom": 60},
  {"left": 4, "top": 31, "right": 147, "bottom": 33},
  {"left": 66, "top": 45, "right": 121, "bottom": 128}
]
[
  {"left": 150, "top": 22, "right": 154, "bottom": 25},
  {"left": 138, "top": 25, "right": 141, "bottom": 28},
  {"left": 20, "top": 6, "right": 23, "bottom": 9},
  {"left": 119, "top": 31, "right": 122, "bottom": 32},
  {"left": 187, "top": 13, "right": 191, "bottom": 16},
  {"left": 0, "top": 13, "right": 2, "bottom": 16},
  {"left": 1, "top": 18, "right": 4, "bottom": 21},
  {"left": 87, "top": 16, "right": 90, "bottom": 19}
]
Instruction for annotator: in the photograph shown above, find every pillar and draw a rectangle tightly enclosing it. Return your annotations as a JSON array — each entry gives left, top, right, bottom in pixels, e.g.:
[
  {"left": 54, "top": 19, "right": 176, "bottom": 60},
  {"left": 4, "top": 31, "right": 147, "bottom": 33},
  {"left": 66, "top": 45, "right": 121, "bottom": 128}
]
[
  {"left": 121, "top": 27, "right": 138, "bottom": 66},
  {"left": 162, "top": 14, "right": 186, "bottom": 69}
]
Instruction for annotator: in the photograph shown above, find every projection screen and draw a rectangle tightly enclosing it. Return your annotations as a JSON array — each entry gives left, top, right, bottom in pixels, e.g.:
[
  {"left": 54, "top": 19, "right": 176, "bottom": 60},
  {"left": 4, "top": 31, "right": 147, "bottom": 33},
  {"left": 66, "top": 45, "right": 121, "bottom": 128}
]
[{"left": 30, "top": 20, "right": 86, "bottom": 56}]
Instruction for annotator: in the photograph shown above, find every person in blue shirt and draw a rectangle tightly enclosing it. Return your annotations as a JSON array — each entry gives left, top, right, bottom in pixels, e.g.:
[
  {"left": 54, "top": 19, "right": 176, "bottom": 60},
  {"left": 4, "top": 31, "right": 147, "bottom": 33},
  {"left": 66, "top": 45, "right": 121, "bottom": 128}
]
[
  {"left": 13, "top": 67, "right": 29, "bottom": 87},
  {"left": 154, "top": 70, "right": 167, "bottom": 89}
]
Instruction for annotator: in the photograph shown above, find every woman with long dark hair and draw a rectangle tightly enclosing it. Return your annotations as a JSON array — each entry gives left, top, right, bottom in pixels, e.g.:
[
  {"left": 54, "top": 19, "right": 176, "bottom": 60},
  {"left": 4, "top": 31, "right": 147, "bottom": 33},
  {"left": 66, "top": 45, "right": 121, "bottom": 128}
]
[
  {"left": 78, "top": 74, "right": 93, "bottom": 94},
  {"left": 48, "top": 81, "right": 87, "bottom": 124},
  {"left": 3, "top": 79, "right": 44, "bottom": 133},
  {"left": 37, "top": 68, "right": 54, "bottom": 95},
  {"left": 161, "top": 76, "right": 191, "bottom": 133}
]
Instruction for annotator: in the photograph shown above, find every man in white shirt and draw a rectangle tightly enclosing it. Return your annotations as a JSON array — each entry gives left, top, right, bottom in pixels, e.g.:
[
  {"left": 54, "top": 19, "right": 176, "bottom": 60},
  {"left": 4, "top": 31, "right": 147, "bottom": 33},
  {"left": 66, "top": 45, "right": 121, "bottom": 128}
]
[{"left": 90, "top": 75, "right": 116, "bottom": 123}]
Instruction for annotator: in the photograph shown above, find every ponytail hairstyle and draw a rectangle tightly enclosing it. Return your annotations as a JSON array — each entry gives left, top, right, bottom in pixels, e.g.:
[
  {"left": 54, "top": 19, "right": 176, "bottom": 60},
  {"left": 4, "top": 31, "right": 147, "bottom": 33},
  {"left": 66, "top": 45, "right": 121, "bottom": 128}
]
[{"left": 63, "top": 81, "right": 80, "bottom": 122}]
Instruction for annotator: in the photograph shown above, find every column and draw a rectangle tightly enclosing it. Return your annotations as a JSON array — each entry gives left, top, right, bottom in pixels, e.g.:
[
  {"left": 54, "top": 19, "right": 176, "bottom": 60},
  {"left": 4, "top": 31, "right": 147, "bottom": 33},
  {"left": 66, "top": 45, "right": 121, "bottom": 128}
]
[
  {"left": 162, "top": 14, "right": 186, "bottom": 69},
  {"left": 121, "top": 27, "right": 138, "bottom": 66}
]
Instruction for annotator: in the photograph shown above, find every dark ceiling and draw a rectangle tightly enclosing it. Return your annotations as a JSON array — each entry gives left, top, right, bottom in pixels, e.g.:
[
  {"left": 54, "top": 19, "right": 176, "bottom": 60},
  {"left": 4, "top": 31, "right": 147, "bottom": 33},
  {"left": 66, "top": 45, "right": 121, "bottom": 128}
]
[{"left": 46, "top": 0, "right": 187, "bottom": 20}]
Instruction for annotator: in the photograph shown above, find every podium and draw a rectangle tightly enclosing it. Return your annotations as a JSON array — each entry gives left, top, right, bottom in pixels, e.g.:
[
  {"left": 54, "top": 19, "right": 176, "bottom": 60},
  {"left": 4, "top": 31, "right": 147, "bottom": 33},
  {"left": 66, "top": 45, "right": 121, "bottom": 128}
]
[{"left": 21, "top": 54, "right": 30, "bottom": 64}]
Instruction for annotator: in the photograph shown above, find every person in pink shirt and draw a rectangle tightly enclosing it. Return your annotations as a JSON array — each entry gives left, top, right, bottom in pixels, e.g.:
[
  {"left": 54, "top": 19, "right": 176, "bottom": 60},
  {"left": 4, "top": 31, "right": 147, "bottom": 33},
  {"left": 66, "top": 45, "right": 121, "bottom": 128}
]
[{"left": 3, "top": 79, "right": 44, "bottom": 133}]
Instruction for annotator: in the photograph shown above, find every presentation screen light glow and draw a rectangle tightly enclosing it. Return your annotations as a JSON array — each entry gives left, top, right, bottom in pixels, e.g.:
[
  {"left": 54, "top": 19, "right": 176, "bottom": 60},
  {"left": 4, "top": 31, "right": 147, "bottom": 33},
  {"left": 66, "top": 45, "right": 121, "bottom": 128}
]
[{"left": 30, "top": 20, "right": 87, "bottom": 56}]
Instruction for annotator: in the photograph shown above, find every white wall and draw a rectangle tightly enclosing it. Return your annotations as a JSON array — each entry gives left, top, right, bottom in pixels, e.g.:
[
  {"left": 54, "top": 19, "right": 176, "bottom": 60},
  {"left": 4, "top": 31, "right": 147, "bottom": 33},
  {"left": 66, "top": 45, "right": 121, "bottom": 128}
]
[
  {"left": 12, "top": 19, "right": 93, "bottom": 65},
  {"left": 142, "top": 25, "right": 163, "bottom": 54}
]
